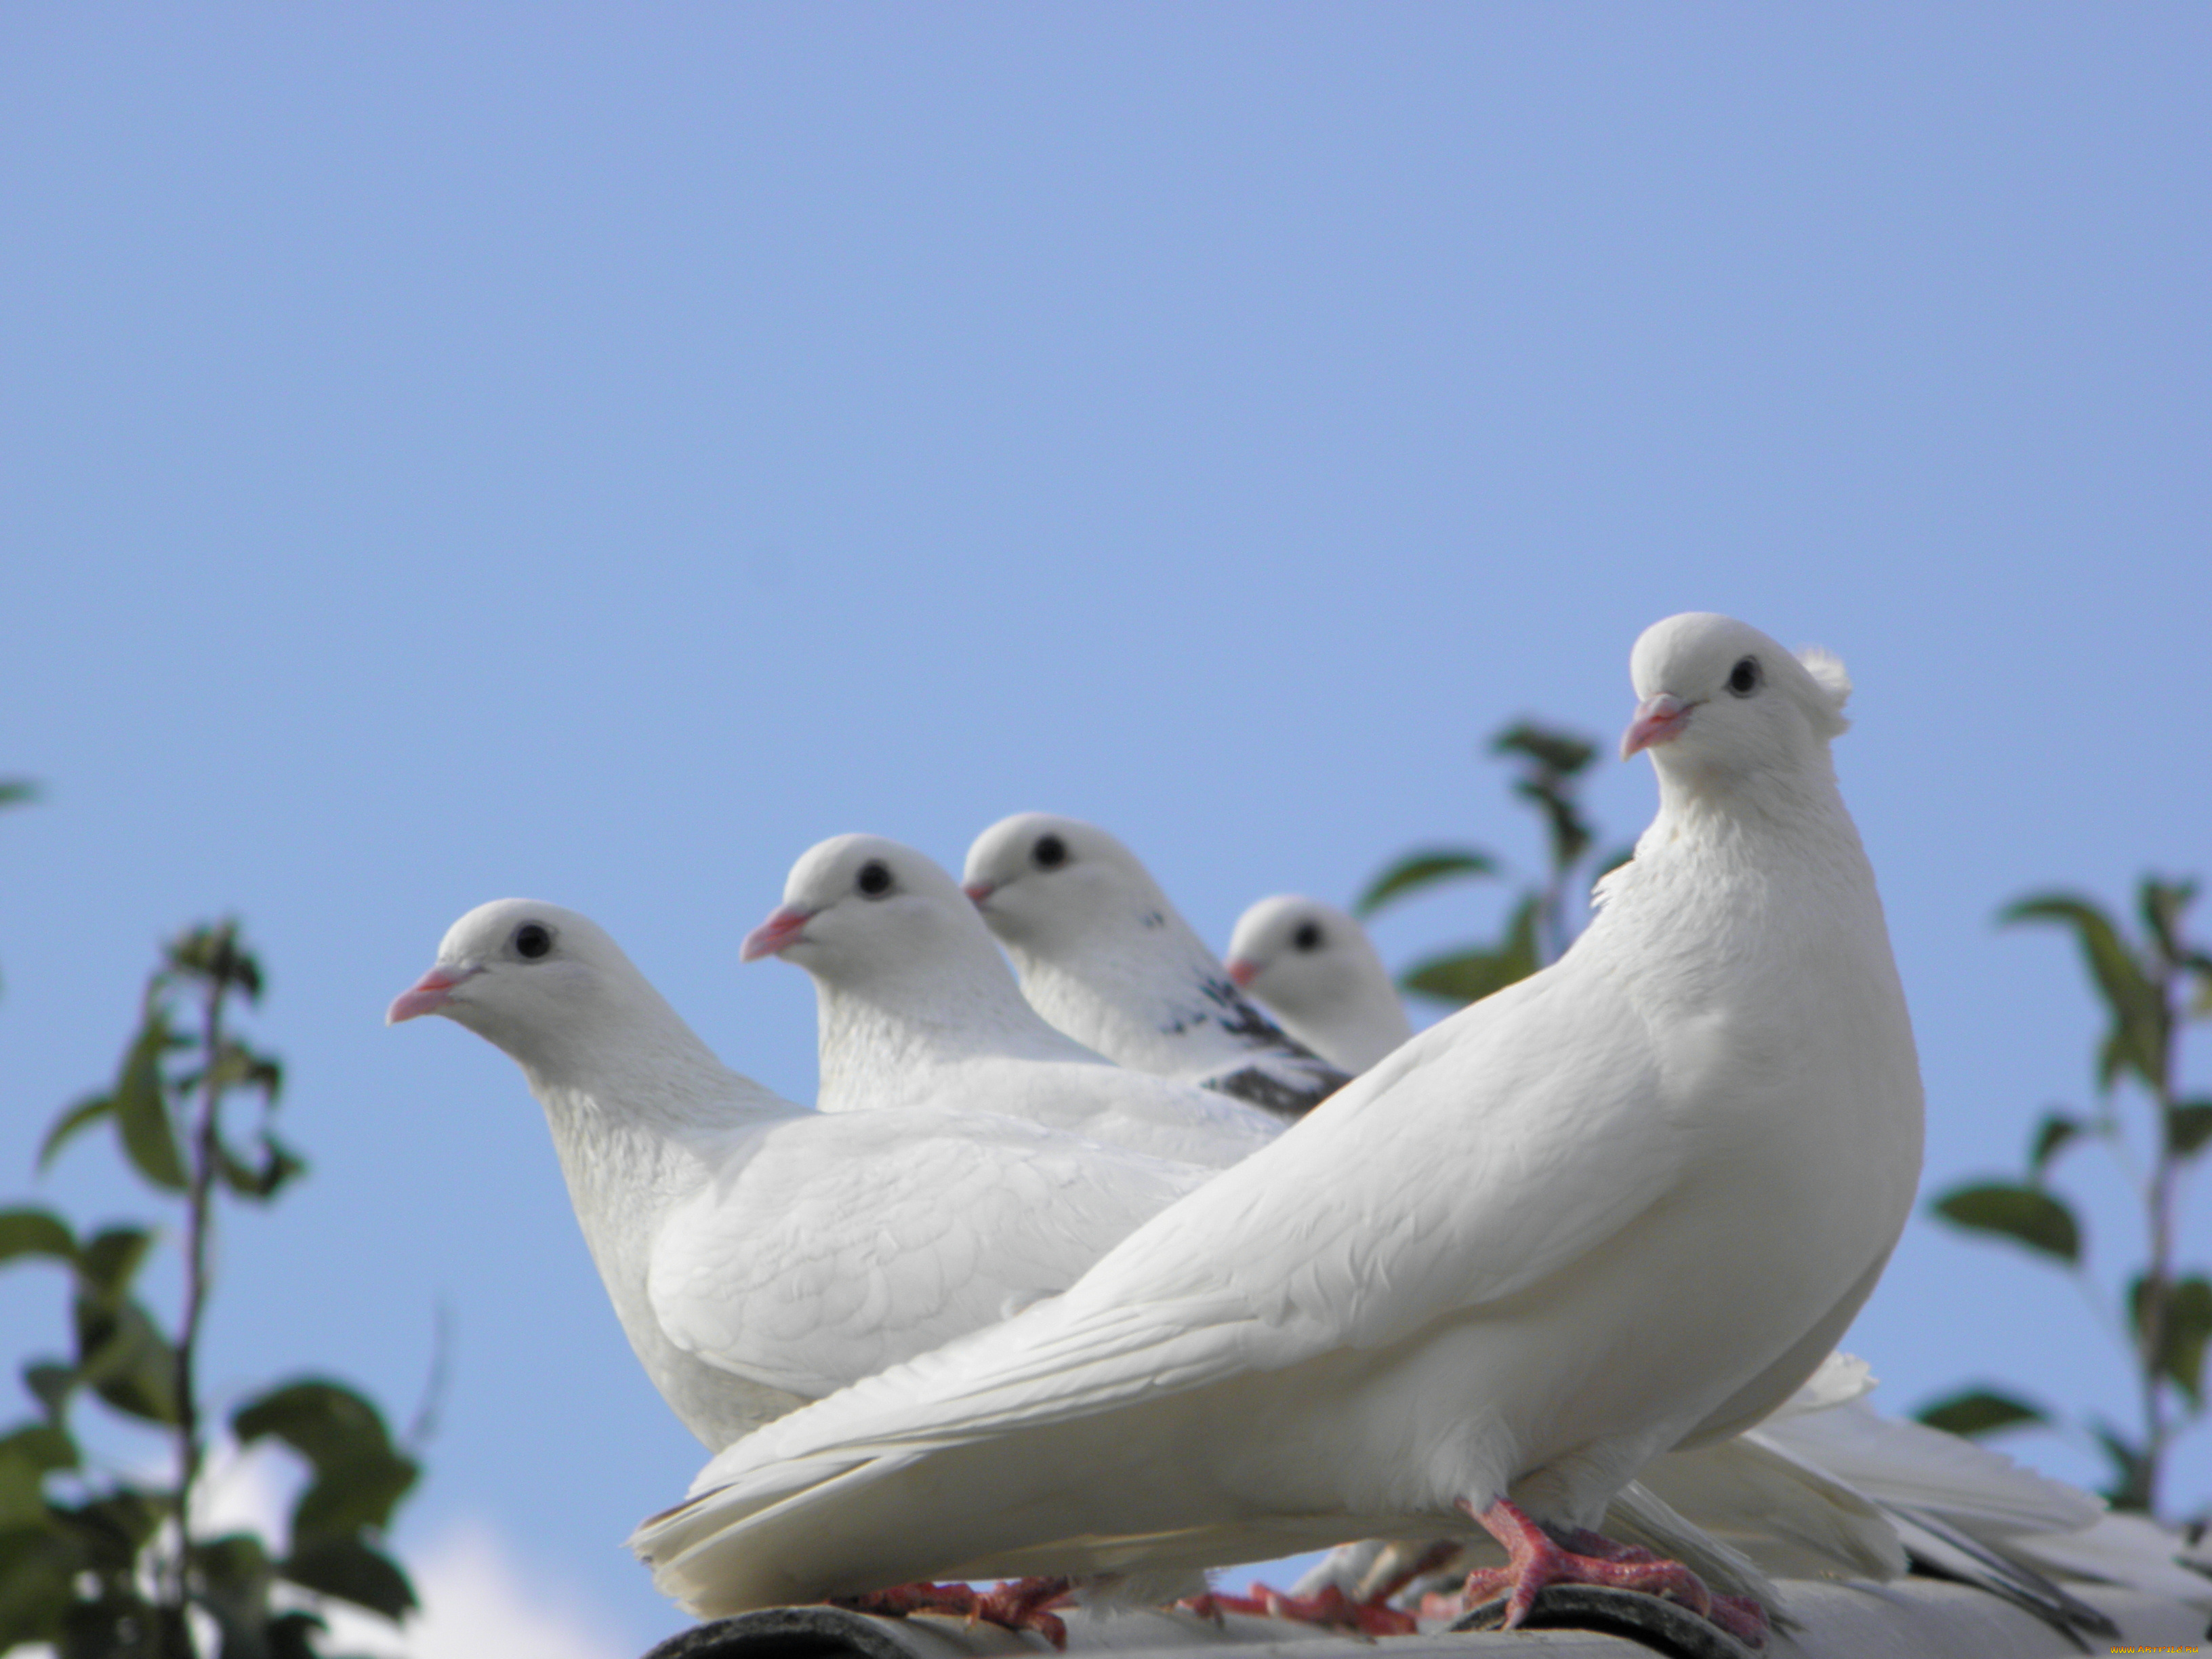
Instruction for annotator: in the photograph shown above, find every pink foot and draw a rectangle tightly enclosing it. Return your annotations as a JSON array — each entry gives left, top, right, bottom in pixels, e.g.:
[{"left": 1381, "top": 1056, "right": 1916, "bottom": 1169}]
[
  {"left": 973, "top": 1577, "right": 1073, "bottom": 1648},
  {"left": 1458, "top": 1498, "right": 1715, "bottom": 1628},
  {"left": 833, "top": 1578, "right": 1074, "bottom": 1649},
  {"left": 1181, "top": 1582, "right": 1418, "bottom": 1637}
]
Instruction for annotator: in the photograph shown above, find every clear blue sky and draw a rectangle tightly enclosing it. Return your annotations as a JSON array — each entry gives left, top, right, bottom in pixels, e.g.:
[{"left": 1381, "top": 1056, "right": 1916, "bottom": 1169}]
[{"left": 4, "top": 5, "right": 2207, "bottom": 1651}]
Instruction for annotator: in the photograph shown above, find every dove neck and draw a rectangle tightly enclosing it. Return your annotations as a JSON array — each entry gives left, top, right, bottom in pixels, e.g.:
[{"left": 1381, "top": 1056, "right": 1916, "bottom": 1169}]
[
  {"left": 518, "top": 987, "right": 785, "bottom": 1143},
  {"left": 1282, "top": 963, "right": 1416, "bottom": 1073},
  {"left": 1007, "top": 919, "right": 1257, "bottom": 1072},
  {"left": 811, "top": 947, "right": 1075, "bottom": 1090},
  {"left": 1643, "top": 745, "right": 1853, "bottom": 851}
]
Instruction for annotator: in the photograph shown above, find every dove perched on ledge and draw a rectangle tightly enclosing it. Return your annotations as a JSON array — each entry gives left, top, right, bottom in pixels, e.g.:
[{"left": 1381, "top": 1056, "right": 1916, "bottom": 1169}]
[
  {"left": 1225, "top": 896, "right": 1414, "bottom": 1073},
  {"left": 388, "top": 900, "right": 1211, "bottom": 1448},
  {"left": 962, "top": 813, "right": 1351, "bottom": 1117},
  {"left": 741, "top": 834, "right": 1284, "bottom": 1169},
  {"left": 633, "top": 613, "right": 1925, "bottom": 1645}
]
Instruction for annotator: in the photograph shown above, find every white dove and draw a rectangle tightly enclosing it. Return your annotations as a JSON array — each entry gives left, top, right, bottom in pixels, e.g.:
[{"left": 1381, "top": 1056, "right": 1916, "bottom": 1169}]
[
  {"left": 962, "top": 813, "right": 1350, "bottom": 1117},
  {"left": 1225, "top": 896, "right": 1414, "bottom": 1072},
  {"left": 387, "top": 899, "right": 1211, "bottom": 1450},
  {"left": 1229, "top": 905, "right": 2122, "bottom": 1643},
  {"left": 633, "top": 613, "right": 1925, "bottom": 1647},
  {"left": 739, "top": 834, "right": 1284, "bottom": 1169}
]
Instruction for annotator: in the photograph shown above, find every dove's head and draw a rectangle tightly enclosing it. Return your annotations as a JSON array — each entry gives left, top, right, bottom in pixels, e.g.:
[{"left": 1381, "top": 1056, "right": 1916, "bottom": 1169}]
[
  {"left": 961, "top": 813, "right": 1170, "bottom": 955},
  {"left": 388, "top": 899, "right": 651, "bottom": 1063},
  {"left": 743, "top": 834, "right": 989, "bottom": 985},
  {"left": 1622, "top": 613, "right": 1852, "bottom": 792},
  {"left": 1225, "top": 896, "right": 1370, "bottom": 1011}
]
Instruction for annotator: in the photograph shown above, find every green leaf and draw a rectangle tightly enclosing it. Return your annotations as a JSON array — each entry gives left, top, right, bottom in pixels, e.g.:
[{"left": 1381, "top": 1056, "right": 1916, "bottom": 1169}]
[
  {"left": 2091, "top": 1418, "right": 2155, "bottom": 1511},
  {"left": 73, "top": 1296, "right": 180, "bottom": 1427},
  {"left": 35, "top": 1094, "right": 113, "bottom": 1173},
  {"left": 218, "top": 1131, "right": 307, "bottom": 1202},
  {"left": 189, "top": 1530, "right": 279, "bottom": 1654},
  {"left": 2129, "top": 1274, "right": 2212, "bottom": 1404},
  {"left": 1914, "top": 1387, "right": 2047, "bottom": 1437},
  {"left": 2138, "top": 876, "right": 2197, "bottom": 969},
  {"left": 167, "top": 921, "right": 264, "bottom": 1003},
  {"left": 1398, "top": 895, "right": 1542, "bottom": 1007},
  {"left": 2002, "top": 892, "right": 2169, "bottom": 1093},
  {"left": 0, "top": 1525, "right": 84, "bottom": 1651},
  {"left": 71, "top": 1229, "right": 154, "bottom": 1304},
  {"left": 1930, "top": 1181, "right": 2082, "bottom": 1263},
  {"left": 52, "top": 1488, "right": 168, "bottom": 1572},
  {"left": 1490, "top": 721, "right": 1597, "bottom": 779},
  {"left": 24, "top": 1363, "right": 75, "bottom": 1420},
  {"left": 0, "top": 1454, "right": 49, "bottom": 1530},
  {"left": 281, "top": 1536, "right": 417, "bottom": 1620},
  {"left": 0, "top": 1423, "right": 78, "bottom": 1478},
  {"left": 109, "top": 1014, "right": 188, "bottom": 1193},
  {"left": 0, "top": 1210, "right": 75, "bottom": 1267},
  {"left": 2026, "top": 1111, "right": 2083, "bottom": 1178},
  {"left": 234, "top": 1380, "right": 419, "bottom": 1545},
  {"left": 1353, "top": 848, "right": 1497, "bottom": 918},
  {"left": 2167, "top": 1099, "right": 2212, "bottom": 1158}
]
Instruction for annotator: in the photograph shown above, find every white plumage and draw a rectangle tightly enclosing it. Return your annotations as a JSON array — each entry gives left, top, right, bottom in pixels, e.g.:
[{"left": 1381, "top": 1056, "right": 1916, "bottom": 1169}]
[
  {"left": 962, "top": 813, "right": 1350, "bottom": 1116},
  {"left": 1225, "top": 895, "right": 1415, "bottom": 1072},
  {"left": 741, "top": 834, "right": 1285, "bottom": 1168},
  {"left": 633, "top": 613, "right": 1925, "bottom": 1623},
  {"left": 387, "top": 899, "right": 1211, "bottom": 1449}
]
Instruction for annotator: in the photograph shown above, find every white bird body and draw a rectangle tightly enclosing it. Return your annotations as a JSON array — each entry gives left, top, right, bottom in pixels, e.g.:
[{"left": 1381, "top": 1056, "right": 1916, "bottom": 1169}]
[
  {"left": 745, "top": 835, "right": 1284, "bottom": 1169},
  {"left": 1226, "top": 895, "right": 1414, "bottom": 1072},
  {"left": 963, "top": 814, "right": 1351, "bottom": 1116},
  {"left": 389, "top": 899, "right": 1212, "bottom": 1450},
  {"left": 635, "top": 614, "right": 1925, "bottom": 1617}
]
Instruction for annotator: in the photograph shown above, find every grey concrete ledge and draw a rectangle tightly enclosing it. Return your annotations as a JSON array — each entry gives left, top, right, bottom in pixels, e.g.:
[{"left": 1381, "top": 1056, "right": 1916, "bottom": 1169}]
[{"left": 642, "top": 1580, "right": 2211, "bottom": 1659}]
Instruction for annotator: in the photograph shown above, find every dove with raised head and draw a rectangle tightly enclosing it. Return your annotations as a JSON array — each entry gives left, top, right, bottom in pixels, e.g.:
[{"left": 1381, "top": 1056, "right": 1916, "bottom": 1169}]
[
  {"left": 740, "top": 834, "right": 1284, "bottom": 1169},
  {"left": 632, "top": 613, "right": 1925, "bottom": 1647},
  {"left": 388, "top": 899, "right": 1211, "bottom": 1449},
  {"left": 962, "top": 813, "right": 1350, "bottom": 1117},
  {"left": 1226, "top": 895, "right": 1414, "bottom": 1073}
]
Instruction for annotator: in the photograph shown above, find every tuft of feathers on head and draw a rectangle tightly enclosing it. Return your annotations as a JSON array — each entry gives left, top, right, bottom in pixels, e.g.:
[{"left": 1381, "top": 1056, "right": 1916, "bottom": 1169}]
[{"left": 1794, "top": 646, "right": 1852, "bottom": 739}]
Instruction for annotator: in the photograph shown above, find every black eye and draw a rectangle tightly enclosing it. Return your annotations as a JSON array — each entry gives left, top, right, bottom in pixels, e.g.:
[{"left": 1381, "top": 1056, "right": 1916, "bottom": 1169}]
[
  {"left": 1292, "top": 922, "right": 1324, "bottom": 951},
  {"left": 856, "top": 860, "right": 893, "bottom": 898},
  {"left": 1032, "top": 834, "right": 1067, "bottom": 870},
  {"left": 514, "top": 922, "right": 554, "bottom": 960},
  {"left": 1727, "top": 656, "right": 1762, "bottom": 697}
]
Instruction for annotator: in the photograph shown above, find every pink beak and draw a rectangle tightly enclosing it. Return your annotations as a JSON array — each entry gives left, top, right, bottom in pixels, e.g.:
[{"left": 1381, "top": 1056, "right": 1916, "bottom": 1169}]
[
  {"left": 962, "top": 881, "right": 996, "bottom": 908},
  {"left": 1225, "top": 958, "right": 1258, "bottom": 989},
  {"left": 1621, "top": 693, "right": 1693, "bottom": 759},
  {"left": 388, "top": 964, "right": 475, "bottom": 1025},
  {"left": 741, "top": 905, "right": 813, "bottom": 962}
]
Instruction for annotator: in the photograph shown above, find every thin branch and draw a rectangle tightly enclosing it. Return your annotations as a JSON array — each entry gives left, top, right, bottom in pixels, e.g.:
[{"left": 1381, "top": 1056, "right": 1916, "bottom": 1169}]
[{"left": 166, "top": 937, "right": 230, "bottom": 1635}]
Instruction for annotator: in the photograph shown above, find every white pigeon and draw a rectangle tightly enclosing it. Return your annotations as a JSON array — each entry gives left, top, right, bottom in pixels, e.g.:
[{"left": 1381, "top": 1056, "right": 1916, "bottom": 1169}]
[
  {"left": 633, "top": 613, "right": 1926, "bottom": 1641},
  {"left": 387, "top": 899, "right": 1212, "bottom": 1450},
  {"left": 962, "top": 813, "right": 1351, "bottom": 1116},
  {"left": 1230, "top": 901, "right": 2126, "bottom": 1643},
  {"left": 1225, "top": 895, "right": 1414, "bottom": 1072},
  {"left": 740, "top": 834, "right": 1285, "bottom": 1170}
]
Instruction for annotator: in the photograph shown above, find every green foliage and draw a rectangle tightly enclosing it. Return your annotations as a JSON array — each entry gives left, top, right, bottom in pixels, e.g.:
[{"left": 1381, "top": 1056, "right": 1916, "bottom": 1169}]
[
  {"left": 1, "top": 922, "right": 419, "bottom": 1656},
  {"left": 1354, "top": 849, "right": 1496, "bottom": 918},
  {"left": 1361, "top": 718, "right": 1632, "bottom": 1009},
  {"left": 1916, "top": 1387, "right": 2049, "bottom": 1437},
  {"left": 1921, "top": 877, "right": 2212, "bottom": 1515},
  {"left": 1931, "top": 1183, "right": 2081, "bottom": 1264}
]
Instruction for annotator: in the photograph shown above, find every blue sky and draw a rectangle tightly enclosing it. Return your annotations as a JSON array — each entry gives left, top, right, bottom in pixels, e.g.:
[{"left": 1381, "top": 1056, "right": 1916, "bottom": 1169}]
[{"left": 3, "top": 5, "right": 2208, "bottom": 1651}]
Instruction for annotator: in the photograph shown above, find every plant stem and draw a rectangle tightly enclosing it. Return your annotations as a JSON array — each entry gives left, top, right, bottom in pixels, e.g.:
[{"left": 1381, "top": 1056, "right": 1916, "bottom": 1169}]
[
  {"left": 2135, "top": 956, "right": 2182, "bottom": 1516},
  {"left": 167, "top": 945, "right": 229, "bottom": 1643}
]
